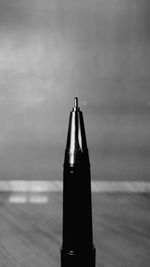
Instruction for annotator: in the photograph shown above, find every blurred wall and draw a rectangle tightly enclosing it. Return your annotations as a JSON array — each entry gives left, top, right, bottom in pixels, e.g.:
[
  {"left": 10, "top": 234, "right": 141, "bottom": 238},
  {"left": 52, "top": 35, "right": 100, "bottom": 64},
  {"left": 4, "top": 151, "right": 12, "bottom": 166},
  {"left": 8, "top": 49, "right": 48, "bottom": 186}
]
[{"left": 0, "top": 0, "right": 149, "bottom": 180}]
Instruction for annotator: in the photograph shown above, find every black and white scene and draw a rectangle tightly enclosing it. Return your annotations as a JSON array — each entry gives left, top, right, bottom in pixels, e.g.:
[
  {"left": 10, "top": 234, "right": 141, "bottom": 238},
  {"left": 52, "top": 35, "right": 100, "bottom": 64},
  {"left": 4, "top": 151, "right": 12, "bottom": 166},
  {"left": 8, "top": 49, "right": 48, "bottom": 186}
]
[{"left": 0, "top": 0, "right": 149, "bottom": 266}]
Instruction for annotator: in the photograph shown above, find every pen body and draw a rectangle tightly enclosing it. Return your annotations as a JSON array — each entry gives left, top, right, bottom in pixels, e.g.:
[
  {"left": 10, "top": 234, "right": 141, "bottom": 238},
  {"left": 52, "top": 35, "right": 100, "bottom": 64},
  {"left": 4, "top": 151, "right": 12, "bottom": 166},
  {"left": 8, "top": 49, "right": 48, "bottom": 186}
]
[{"left": 63, "top": 162, "right": 93, "bottom": 250}]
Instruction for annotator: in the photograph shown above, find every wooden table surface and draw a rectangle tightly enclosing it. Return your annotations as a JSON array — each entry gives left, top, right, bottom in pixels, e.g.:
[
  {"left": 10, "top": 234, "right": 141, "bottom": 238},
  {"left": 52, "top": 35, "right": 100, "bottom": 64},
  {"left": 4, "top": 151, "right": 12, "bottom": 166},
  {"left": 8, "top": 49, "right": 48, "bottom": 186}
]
[{"left": 0, "top": 192, "right": 149, "bottom": 267}]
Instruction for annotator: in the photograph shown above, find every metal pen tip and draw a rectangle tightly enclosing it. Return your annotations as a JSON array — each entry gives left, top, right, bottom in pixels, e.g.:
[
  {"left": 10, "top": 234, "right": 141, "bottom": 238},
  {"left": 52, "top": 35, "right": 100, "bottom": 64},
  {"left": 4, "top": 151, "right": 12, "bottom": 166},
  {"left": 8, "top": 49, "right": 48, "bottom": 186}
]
[{"left": 74, "top": 97, "right": 78, "bottom": 108}]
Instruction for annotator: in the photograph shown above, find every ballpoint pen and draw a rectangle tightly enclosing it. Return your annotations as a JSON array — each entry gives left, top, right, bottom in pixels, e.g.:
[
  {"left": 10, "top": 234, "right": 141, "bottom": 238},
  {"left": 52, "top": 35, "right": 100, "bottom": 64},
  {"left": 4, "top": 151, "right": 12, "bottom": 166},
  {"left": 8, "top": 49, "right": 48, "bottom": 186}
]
[{"left": 61, "top": 97, "right": 96, "bottom": 267}]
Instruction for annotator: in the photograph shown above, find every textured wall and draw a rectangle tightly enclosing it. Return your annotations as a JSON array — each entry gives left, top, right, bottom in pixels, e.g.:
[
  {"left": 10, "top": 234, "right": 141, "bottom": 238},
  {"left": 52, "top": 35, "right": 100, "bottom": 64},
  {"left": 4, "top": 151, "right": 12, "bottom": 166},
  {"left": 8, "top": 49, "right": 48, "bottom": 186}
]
[{"left": 0, "top": 0, "right": 149, "bottom": 180}]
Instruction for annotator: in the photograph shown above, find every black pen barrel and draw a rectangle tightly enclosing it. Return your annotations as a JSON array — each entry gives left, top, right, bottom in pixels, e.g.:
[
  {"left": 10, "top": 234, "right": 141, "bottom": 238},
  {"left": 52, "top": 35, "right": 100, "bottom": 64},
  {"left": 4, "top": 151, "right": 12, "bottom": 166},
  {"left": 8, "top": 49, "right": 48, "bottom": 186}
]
[{"left": 61, "top": 98, "right": 96, "bottom": 267}]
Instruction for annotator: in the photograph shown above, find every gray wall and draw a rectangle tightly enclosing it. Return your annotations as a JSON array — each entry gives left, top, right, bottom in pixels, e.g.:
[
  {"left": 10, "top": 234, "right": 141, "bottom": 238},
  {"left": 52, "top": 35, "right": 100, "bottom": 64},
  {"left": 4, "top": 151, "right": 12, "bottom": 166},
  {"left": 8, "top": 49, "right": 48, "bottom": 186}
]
[{"left": 0, "top": 0, "right": 149, "bottom": 180}]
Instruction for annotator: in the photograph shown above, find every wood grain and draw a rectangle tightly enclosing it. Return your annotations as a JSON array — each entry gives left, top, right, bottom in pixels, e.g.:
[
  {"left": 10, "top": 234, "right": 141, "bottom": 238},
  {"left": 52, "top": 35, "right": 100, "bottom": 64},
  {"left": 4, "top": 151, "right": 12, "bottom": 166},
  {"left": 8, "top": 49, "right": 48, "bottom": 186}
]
[{"left": 0, "top": 192, "right": 149, "bottom": 266}]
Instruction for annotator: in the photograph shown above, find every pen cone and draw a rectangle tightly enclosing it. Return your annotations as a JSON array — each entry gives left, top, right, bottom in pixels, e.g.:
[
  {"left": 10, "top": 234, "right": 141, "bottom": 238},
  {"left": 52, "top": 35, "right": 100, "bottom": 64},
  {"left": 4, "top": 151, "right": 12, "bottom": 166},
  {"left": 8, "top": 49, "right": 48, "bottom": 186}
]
[{"left": 65, "top": 97, "right": 89, "bottom": 165}]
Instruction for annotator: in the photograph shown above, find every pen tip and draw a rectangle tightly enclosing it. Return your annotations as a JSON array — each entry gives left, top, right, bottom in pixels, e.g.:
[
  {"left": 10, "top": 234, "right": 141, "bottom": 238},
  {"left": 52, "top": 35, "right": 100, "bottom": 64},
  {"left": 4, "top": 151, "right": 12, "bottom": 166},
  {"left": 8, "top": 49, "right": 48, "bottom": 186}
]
[{"left": 74, "top": 97, "right": 78, "bottom": 108}]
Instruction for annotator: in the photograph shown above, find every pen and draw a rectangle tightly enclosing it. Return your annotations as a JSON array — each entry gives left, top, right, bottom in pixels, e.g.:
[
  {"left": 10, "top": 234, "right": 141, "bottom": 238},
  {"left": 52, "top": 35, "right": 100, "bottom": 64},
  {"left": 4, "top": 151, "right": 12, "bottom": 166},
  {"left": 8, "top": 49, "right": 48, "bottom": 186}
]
[{"left": 61, "top": 97, "right": 96, "bottom": 267}]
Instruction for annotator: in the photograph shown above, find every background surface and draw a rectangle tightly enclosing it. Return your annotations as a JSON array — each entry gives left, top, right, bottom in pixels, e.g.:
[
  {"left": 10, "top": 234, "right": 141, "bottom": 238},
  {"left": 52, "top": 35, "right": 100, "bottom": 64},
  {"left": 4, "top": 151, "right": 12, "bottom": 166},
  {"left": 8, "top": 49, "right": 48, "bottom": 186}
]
[{"left": 0, "top": 0, "right": 149, "bottom": 180}]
